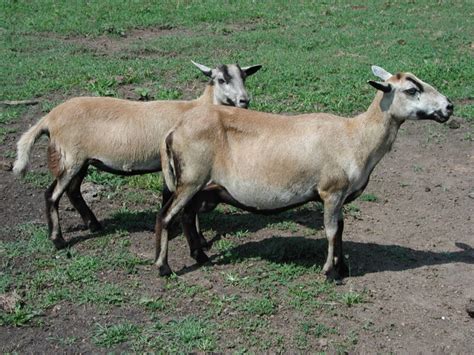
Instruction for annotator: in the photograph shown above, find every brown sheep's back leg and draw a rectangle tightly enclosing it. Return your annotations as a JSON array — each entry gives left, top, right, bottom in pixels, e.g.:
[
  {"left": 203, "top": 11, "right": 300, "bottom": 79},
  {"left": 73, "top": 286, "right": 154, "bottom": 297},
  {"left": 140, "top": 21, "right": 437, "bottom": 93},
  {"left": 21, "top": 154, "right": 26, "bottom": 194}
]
[{"left": 65, "top": 163, "right": 102, "bottom": 232}]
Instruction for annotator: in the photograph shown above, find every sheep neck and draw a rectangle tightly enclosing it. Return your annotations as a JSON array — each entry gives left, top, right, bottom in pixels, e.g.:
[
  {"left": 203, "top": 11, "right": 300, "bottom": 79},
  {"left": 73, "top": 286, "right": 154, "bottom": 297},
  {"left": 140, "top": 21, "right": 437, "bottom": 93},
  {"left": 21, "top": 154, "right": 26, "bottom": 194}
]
[
  {"left": 195, "top": 84, "right": 215, "bottom": 105},
  {"left": 352, "top": 92, "right": 403, "bottom": 173}
]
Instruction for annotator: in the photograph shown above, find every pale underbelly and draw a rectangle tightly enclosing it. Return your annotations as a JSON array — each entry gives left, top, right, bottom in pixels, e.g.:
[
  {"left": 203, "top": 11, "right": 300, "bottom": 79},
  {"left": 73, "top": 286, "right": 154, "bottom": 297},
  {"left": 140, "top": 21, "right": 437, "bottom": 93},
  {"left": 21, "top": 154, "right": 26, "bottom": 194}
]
[
  {"left": 223, "top": 181, "right": 316, "bottom": 210},
  {"left": 91, "top": 155, "right": 162, "bottom": 174}
]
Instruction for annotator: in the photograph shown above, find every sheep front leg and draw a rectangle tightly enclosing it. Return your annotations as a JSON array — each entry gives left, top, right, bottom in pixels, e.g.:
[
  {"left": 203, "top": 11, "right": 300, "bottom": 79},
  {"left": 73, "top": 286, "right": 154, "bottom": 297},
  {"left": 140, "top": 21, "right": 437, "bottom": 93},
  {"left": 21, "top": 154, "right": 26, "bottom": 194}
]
[{"left": 322, "top": 196, "right": 348, "bottom": 280}]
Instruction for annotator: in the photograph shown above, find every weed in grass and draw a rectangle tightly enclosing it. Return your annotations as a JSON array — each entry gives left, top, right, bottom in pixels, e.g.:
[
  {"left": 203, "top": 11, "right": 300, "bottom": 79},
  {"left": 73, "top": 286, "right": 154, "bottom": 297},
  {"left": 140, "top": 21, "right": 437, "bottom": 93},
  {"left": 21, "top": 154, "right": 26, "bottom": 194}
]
[
  {"left": 138, "top": 297, "right": 166, "bottom": 311},
  {"left": 154, "top": 86, "right": 182, "bottom": 100},
  {"left": 334, "top": 329, "right": 359, "bottom": 352},
  {"left": 3, "top": 223, "right": 52, "bottom": 258},
  {"left": 23, "top": 171, "right": 51, "bottom": 189},
  {"left": 359, "top": 193, "right": 378, "bottom": 202},
  {"left": 209, "top": 294, "right": 240, "bottom": 316},
  {"left": 86, "top": 77, "right": 118, "bottom": 97},
  {"left": 303, "top": 321, "right": 337, "bottom": 338},
  {"left": 154, "top": 316, "right": 217, "bottom": 352},
  {"left": 239, "top": 296, "right": 276, "bottom": 316},
  {"left": 223, "top": 271, "right": 245, "bottom": 286},
  {"left": 233, "top": 229, "right": 250, "bottom": 238},
  {"left": 134, "top": 87, "right": 152, "bottom": 100},
  {"left": 64, "top": 255, "right": 105, "bottom": 282},
  {"left": 128, "top": 174, "right": 163, "bottom": 192},
  {"left": 86, "top": 167, "right": 126, "bottom": 187},
  {"left": 268, "top": 220, "right": 300, "bottom": 232},
  {"left": 93, "top": 322, "right": 141, "bottom": 348},
  {"left": 164, "top": 277, "right": 207, "bottom": 298},
  {"left": 0, "top": 272, "right": 13, "bottom": 293},
  {"left": 344, "top": 203, "right": 360, "bottom": 217},
  {"left": 231, "top": 317, "right": 269, "bottom": 337},
  {"left": 3, "top": 150, "right": 16, "bottom": 159},
  {"left": 288, "top": 280, "right": 336, "bottom": 312},
  {"left": 0, "top": 126, "right": 17, "bottom": 144},
  {"left": 41, "top": 100, "right": 60, "bottom": 113},
  {"left": 0, "top": 305, "right": 40, "bottom": 327},
  {"left": 0, "top": 107, "right": 25, "bottom": 124},
  {"left": 122, "top": 190, "right": 148, "bottom": 205},
  {"left": 108, "top": 249, "right": 149, "bottom": 274},
  {"left": 214, "top": 238, "right": 237, "bottom": 254},
  {"left": 42, "top": 288, "right": 73, "bottom": 308},
  {"left": 337, "top": 291, "right": 365, "bottom": 307}
]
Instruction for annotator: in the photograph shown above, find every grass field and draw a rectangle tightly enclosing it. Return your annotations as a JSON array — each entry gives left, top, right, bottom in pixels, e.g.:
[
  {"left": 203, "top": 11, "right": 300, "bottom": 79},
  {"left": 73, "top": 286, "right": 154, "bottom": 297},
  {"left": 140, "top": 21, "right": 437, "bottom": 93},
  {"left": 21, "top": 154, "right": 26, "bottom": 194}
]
[{"left": 1, "top": 0, "right": 473, "bottom": 352}]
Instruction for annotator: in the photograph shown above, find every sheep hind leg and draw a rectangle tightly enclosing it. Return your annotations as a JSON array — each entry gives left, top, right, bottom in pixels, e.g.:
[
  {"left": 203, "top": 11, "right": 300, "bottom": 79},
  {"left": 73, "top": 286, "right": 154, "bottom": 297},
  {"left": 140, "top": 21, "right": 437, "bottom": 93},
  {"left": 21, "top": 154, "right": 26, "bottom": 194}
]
[
  {"left": 45, "top": 168, "right": 81, "bottom": 249},
  {"left": 155, "top": 185, "right": 203, "bottom": 276},
  {"left": 182, "top": 193, "right": 210, "bottom": 265},
  {"left": 65, "top": 163, "right": 102, "bottom": 232}
]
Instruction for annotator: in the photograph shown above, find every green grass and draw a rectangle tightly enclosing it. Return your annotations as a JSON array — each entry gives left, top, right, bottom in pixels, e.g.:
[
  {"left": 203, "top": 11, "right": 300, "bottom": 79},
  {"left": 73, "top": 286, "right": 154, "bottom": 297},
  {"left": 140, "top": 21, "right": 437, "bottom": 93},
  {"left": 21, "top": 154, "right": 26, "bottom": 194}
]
[
  {"left": 1, "top": 1, "right": 472, "bottom": 118},
  {"left": 93, "top": 322, "right": 142, "bottom": 348},
  {"left": 239, "top": 296, "right": 276, "bottom": 316},
  {"left": 360, "top": 193, "right": 378, "bottom": 202},
  {"left": 22, "top": 171, "right": 52, "bottom": 189}
]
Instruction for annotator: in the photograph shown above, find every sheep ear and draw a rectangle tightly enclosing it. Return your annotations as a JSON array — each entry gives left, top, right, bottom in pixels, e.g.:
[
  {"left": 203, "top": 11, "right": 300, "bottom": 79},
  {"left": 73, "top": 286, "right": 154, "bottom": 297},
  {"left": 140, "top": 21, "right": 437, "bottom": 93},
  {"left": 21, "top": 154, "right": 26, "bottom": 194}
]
[
  {"left": 371, "top": 65, "right": 392, "bottom": 81},
  {"left": 368, "top": 80, "right": 392, "bottom": 93},
  {"left": 191, "top": 60, "right": 213, "bottom": 77},
  {"left": 241, "top": 64, "right": 262, "bottom": 77}
]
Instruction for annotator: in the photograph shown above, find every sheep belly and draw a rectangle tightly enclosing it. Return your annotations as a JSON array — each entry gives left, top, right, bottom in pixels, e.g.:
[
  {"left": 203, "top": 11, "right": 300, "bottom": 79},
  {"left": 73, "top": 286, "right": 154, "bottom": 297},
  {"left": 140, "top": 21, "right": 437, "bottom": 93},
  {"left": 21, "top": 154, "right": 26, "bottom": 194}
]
[
  {"left": 91, "top": 156, "right": 162, "bottom": 174},
  {"left": 223, "top": 180, "right": 315, "bottom": 210}
]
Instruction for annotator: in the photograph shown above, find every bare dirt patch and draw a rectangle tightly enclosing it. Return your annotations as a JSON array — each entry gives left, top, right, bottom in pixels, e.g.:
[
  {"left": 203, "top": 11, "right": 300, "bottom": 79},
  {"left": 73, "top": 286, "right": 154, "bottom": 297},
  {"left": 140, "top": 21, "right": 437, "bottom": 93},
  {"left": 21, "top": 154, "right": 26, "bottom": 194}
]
[
  {"left": 43, "top": 25, "right": 192, "bottom": 56},
  {"left": 1, "top": 103, "right": 473, "bottom": 352}
]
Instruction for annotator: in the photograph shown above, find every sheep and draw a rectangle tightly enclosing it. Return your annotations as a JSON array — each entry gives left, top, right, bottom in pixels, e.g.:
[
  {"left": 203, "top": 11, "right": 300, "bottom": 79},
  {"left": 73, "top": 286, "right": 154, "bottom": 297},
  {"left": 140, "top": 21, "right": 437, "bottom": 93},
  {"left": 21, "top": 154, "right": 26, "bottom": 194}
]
[
  {"left": 156, "top": 65, "right": 454, "bottom": 279},
  {"left": 12, "top": 61, "right": 262, "bottom": 249}
]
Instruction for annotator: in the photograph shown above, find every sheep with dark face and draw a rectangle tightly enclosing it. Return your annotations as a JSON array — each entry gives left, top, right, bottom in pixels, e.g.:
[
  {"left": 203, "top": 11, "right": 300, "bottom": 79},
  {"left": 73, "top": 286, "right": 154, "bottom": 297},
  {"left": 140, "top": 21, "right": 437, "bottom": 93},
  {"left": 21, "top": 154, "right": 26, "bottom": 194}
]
[
  {"left": 13, "top": 61, "right": 262, "bottom": 249},
  {"left": 157, "top": 66, "right": 453, "bottom": 279}
]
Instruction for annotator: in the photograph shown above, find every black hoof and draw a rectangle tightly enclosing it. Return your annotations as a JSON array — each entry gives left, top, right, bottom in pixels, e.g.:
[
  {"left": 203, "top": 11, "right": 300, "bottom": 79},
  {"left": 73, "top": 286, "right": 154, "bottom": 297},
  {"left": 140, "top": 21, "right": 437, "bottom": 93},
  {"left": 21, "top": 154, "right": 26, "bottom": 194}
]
[
  {"left": 192, "top": 249, "right": 210, "bottom": 265},
  {"left": 199, "top": 236, "right": 211, "bottom": 251},
  {"left": 89, "top": 221, "right": 103, "bottom": 232},
  {"left": 337, "top": 261, "right": 349, "bottom": 278},
  {"left": 324, "top": 260, "right": 349, "bottom": 282},
  {"left": 159, "top": 264, "right": 173, "bottom": 277},
  {"left": 325, "top": 273, "right": 344, "bottom": 284},
  {"left": 52, "top": 238, "right": 68, "bottom": 250}
]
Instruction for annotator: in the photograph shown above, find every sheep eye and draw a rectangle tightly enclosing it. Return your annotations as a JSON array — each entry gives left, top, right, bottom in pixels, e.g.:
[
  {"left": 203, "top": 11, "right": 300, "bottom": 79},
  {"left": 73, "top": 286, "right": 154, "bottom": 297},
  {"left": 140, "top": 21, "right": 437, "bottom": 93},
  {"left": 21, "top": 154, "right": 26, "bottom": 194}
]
[
  {"left": 404, "top": 88, "right": 418, "bottom": 96},
  {"left": 218, "top": 78, "right": 226, "bottom": 84}
]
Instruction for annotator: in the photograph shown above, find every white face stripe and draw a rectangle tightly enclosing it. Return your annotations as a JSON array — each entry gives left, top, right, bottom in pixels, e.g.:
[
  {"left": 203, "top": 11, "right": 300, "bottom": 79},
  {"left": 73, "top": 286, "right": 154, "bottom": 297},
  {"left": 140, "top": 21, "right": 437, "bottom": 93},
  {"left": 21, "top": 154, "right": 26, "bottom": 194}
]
[
  {"left": 192, "top": 61, "right": 260, "bottom": 108},
  {"left": 213, "top": 64, "right": 250, "bottom": 108},
  {"left": 387, "top": 73, "right": 452, "bottom": 122}
]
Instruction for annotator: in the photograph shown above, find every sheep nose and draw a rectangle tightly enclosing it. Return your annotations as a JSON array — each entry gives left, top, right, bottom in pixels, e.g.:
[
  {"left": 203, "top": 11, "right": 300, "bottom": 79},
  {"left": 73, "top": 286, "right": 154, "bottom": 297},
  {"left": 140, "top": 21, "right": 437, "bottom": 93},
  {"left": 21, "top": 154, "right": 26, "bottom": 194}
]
[
  {"left": 239, "top": 98, "right": 250, "bottom": 108},
  {"left": 446, "top": 101, "right": 454, "bottom": 112}
]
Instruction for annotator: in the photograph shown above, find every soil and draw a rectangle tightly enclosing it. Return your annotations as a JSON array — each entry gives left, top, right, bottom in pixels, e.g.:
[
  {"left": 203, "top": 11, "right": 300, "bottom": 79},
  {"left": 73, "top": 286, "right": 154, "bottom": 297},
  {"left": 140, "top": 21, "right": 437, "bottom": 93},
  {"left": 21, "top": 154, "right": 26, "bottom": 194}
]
[{"left": 0, "top": 100, "right": 473, "bottom": 352}]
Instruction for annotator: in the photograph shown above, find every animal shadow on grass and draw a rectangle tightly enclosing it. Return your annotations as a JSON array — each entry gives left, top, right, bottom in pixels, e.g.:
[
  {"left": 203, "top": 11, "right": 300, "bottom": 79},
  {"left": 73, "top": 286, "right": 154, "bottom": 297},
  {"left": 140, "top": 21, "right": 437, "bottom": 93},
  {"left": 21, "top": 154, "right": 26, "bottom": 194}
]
[
  {"left": 66, "top": 203, "right": 323, "bottom": 247},
  {"left": 178, "top": 206, "right": 474, "bottom": 277},
  {"left": 200, "top": 237, "right": 474, "bottom": 278},
  {"left": 65, "top": 205, "right": 474, "bottom": 278},
  {"left": 65, "top": 209, "right": 157, "bottom": 247}
]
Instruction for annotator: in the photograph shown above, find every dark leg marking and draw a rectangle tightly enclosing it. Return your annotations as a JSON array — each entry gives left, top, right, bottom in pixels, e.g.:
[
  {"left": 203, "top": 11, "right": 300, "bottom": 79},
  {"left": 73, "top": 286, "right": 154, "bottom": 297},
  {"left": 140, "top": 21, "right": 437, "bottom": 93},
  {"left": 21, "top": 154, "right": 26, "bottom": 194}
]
[
  {"left": 65, "top": 163, "right": 102, "bottom": 232},
  {"left": 334, "top": 219, "right": 349, "bottom": 278},
  {"left": 155, "top": 193, "right": 174, "bottom": 276},
  {"left": 45, "top": 180, "right": 67, "bottom": 249},
  {"left": 182, "top": 201, "right": 209, "bottom": 265}
]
